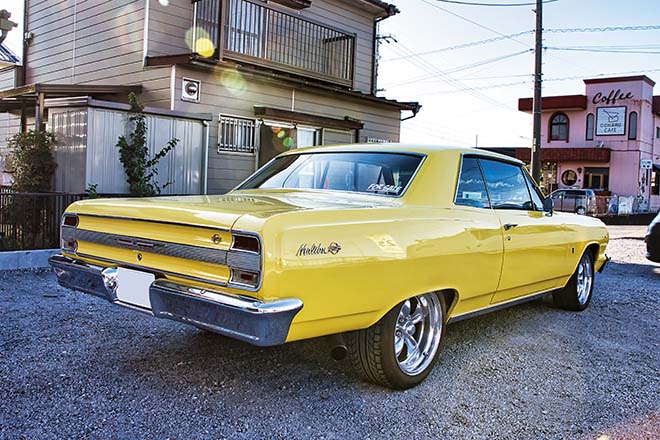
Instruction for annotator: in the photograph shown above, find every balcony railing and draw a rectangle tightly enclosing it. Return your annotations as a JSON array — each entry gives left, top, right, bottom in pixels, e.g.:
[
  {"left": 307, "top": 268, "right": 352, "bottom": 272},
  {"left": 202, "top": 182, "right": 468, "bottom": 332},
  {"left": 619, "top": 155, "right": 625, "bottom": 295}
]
[{"left": 193, "top": 0, "right": 355, "bottom": 86}]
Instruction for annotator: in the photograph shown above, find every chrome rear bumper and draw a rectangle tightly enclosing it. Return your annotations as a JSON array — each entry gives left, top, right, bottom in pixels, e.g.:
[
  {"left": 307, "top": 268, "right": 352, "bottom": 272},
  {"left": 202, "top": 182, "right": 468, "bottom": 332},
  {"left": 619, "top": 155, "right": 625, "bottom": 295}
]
[{"left": 49, "top": 254, "right": 302, "bottom": 346}]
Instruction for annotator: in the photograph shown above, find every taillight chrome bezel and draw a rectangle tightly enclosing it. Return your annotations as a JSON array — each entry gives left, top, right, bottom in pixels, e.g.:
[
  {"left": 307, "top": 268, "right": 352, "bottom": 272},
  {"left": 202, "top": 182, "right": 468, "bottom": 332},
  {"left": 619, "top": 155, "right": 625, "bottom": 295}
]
[
  {"left": 61, "top": 213, "right": 79, "bottom": 252},
  {"left": 228, "top": 231, "right": 263, "bottom": 291}
]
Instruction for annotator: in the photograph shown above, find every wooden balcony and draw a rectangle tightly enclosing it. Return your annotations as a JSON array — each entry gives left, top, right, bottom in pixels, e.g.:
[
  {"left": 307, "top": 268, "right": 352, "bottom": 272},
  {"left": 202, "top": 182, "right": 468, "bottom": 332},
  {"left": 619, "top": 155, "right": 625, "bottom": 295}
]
[{"left": 193, "top": 0, "right": 355, "bottom": 87}]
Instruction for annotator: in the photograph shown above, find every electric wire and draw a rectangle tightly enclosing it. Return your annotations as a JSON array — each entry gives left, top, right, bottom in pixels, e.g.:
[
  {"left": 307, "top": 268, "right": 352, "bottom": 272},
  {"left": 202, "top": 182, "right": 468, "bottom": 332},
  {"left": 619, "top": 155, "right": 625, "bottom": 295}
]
[{"left": 434, "top": 0, "right": 558, "bottom": 6}]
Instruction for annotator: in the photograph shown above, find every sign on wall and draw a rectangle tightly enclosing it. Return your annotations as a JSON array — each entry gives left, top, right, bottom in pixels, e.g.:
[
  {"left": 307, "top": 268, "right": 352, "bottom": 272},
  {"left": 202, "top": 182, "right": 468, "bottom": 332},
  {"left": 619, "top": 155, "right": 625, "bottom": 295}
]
[{"left": 596, "top": 106, "right": 626, "bottom": 136}]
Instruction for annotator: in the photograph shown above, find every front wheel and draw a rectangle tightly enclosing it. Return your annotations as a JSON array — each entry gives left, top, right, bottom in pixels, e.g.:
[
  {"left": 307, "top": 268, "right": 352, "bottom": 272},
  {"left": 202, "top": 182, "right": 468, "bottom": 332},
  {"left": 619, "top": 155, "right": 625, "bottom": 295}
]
[
  {"left": 553, "top": 250, "right": 594, "bottom": 311},
  {"left": 346, "top": 293, "right": 445, "bottom": 389},
  {"left": 576, "top": 206, "right": 586, "bottom": 215}
]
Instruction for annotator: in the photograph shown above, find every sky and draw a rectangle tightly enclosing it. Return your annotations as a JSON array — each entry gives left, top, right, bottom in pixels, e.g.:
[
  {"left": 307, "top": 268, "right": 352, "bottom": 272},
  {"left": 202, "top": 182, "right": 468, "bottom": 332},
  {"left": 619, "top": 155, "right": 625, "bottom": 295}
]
[
  {"left": 3, "top": 0, "right": 659, "bottom": 149},
  {"left": 379, "top": 0, "right": 660, "bottom": 149},
  {"left": 2, "top": 0, "right": 23, "bottom": 59}
]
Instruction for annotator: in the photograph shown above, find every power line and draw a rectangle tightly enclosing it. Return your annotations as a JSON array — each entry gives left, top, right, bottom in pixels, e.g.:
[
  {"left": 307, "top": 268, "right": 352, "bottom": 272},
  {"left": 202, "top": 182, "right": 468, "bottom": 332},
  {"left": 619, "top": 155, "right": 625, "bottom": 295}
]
[
  {"left": 547, "top": 25, "right": 660, "bottom": 33},
  {"left": 386, "top": 41, "right": 520, "bottom": 112},
  {"left": 382, "top": 49, "right": 531, "bottom": 88},
  {"left": 435, "top": 0, "right": 557, "bottom": 6},
  {"left": 384, "top": 25, "right": 660, "bottom": 63},
  {"left": 419, "top": 0, "right": 530, "bottom": 49},
  {"left": 547, "top": 47, "right": 660, "bottom": 55},
  {"left": 382, "top": 31, "right": 533, "bottom": 62}
]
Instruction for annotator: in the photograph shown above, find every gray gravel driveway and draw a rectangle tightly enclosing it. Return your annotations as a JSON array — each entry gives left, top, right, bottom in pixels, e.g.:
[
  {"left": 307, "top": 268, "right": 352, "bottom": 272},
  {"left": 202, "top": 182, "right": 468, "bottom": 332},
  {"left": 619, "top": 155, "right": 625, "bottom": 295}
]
[{"left": 1, "top": 226, "right": 658, "bottom": 439}]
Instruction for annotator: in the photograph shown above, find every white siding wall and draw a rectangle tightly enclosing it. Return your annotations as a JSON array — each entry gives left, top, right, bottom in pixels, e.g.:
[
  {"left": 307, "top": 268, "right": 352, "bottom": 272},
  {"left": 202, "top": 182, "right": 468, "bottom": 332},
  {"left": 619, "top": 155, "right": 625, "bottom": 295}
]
[{"left": 26, "top": 0, "right": 172, "bottom": 105}]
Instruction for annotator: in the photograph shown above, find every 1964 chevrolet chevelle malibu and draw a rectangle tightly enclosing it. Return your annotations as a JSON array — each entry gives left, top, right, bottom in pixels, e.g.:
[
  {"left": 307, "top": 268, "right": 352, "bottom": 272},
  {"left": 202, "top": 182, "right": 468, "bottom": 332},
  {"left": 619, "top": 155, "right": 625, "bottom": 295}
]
[{"left": 50, "top": 144, "right": 609, "bottom": 389}]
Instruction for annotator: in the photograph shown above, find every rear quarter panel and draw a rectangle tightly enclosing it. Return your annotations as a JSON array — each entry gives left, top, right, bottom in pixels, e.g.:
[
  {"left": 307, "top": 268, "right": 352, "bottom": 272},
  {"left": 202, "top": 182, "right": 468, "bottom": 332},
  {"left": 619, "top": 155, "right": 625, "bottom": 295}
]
[{"left": 234, "top": 206, "right": 504, "bottom": 342}]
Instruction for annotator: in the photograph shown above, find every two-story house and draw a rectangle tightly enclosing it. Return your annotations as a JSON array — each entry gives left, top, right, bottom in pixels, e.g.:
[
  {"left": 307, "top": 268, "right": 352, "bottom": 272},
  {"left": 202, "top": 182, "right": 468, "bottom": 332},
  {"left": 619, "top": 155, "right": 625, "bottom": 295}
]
[{"left": 0, "top": 0, "right": 419, "bottom": 193}]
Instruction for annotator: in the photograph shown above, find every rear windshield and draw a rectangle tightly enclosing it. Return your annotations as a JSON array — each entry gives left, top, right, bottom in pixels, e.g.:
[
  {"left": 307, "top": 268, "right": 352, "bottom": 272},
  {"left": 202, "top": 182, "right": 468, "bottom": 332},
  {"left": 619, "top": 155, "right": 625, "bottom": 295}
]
[{"left": 237, "top": 152, "right": 424, "bottom": 197}]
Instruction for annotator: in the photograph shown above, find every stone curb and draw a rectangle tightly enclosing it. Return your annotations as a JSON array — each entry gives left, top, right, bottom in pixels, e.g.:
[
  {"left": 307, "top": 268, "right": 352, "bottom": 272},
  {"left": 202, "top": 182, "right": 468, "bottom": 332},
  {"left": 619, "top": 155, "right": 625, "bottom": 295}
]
[{"left": 0, "top": 249, "right": 58, "bottom": 271}]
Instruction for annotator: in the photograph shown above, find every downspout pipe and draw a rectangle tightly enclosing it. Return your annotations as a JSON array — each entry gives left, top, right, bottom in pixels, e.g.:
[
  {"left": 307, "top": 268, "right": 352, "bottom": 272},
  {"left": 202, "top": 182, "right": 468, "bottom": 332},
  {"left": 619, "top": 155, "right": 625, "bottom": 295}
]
[{"left": 202, "top": 120, "right": 210, "bottom": 195}]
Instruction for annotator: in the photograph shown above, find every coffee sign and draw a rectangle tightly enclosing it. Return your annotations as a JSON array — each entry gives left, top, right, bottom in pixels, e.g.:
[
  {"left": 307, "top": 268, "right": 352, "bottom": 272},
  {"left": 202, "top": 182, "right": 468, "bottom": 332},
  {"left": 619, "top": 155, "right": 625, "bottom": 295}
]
[
  {"left": 592, "top": 89, "right": 633, "bottom": 105},
  {"left": 596, "top": 106, "right": 626, "bottom": 136}
]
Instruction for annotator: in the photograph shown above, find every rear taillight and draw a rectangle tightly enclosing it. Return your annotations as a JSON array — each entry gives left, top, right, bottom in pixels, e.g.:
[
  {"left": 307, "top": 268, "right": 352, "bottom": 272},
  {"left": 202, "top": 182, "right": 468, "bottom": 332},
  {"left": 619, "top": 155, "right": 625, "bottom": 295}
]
[
  {"left": 228, "top": 233, "right": 261, "bottom": 289},
  {"left": 61, "top": 214, "right": 79, "bottom": 252},
  {"left": 232, "top": 234, "right": 260, "bottom": 253}
]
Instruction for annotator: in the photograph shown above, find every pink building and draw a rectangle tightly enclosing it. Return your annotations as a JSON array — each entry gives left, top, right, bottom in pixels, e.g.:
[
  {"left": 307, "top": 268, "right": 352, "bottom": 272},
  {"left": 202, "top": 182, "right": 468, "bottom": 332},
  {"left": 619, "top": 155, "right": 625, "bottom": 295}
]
[{"left": 517, "top": 75, "right": 660, "bottom": 212}]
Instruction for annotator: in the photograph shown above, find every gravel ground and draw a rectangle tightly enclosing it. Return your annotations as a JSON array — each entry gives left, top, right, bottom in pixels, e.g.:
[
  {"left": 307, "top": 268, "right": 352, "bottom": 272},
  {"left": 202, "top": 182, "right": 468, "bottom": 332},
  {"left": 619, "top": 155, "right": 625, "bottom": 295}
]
[{"left": 1, "top": 226, "right": 658, "bottom": 440}]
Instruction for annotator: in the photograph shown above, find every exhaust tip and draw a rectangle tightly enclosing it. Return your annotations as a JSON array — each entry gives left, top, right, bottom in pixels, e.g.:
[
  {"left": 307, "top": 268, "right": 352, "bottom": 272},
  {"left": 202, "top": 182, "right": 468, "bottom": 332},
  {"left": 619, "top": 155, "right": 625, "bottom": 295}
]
[{"left": 330, "top": 345, "right": 348, "bottom": 361}]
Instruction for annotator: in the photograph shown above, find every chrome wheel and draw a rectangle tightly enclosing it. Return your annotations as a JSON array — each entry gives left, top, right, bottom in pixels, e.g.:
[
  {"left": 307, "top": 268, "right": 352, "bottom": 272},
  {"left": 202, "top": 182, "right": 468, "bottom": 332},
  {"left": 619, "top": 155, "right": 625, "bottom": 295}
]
[
  {"left": 576, "top": 206, "right": 586, "bottom": 215},
  {"left": 393, "top": 293, "right": 443, "bottom": 376},
  {"left": 576, "top": 254, "right": 593, "bottom": 305}
]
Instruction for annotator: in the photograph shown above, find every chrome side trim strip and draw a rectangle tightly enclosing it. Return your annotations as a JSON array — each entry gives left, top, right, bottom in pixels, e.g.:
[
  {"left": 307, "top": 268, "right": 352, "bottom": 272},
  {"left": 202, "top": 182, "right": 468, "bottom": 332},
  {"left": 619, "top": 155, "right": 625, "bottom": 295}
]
[
  {"left": 447, "top": 288, "right": 560, "bottom": 324},
  {"left": 73, "top": 252, "right": 229, "bottom": 288},
  {"left": 75, "top": 229, "right": 229, "bottom": 266}
]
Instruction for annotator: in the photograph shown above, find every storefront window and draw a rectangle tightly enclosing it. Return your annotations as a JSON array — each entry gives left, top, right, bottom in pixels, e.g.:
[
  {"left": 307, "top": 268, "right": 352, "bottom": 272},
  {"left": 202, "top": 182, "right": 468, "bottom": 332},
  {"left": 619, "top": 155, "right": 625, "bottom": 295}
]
[
  {"left": 550, "top": 113, "right": 569, "bottom": 141},
  {"left": 561, "top": 169, "right": 577, "bottom": 186},
  {"left": 628, "top": 112, "right": 638, "bottom": 140},
  {"left": 585, "top": 113, "right": 594, "bottom": 141},
  {"left": 584, "top": 167, "right": 609, "bottom": 191},
  {"left": 652, "top": 170, "right": 660, "bottom": 196}
]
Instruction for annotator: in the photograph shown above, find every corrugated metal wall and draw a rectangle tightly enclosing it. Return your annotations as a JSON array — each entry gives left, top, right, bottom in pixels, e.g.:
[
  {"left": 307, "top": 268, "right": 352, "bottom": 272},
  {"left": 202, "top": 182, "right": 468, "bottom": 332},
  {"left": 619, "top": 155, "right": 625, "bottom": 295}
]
[
  {"left": 52, "top": 110, "right": 88, "bottom": 193},
  {"left": 51, "top": 107, "right": 205, "bottom": 194}
]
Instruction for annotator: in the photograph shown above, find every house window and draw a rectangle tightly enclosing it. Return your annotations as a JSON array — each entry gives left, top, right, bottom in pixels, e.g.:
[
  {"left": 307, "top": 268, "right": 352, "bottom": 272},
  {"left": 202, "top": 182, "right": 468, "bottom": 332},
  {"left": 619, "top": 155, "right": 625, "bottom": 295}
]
[
  {"left": 218, "top": 116, "right": 257, "bottom": 154},
  {"left": 584, "top": 167, "right": 609, "bottom": 191},
  {"left": 628, "top": 112, "right": 638, "bottom": 140},
  {"left": 652, "top": 169, "right": 659, "bottom": 196},
  {"left": 585, "top": 113, "right": 594, "bottom": 141},
  {"left": 657, "top": 127, "right": 660, "bottom": 138},
  {"left": 549, "top": 113, "right": 569, "bottom": 141}
]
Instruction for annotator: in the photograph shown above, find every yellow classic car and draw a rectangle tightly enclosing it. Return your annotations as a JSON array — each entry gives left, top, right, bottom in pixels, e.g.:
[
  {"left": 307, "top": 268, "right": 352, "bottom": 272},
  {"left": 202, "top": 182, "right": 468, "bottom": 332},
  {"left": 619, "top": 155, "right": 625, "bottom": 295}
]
[{"left": 50, "top": 144, "right": 610, "bottom": 389}]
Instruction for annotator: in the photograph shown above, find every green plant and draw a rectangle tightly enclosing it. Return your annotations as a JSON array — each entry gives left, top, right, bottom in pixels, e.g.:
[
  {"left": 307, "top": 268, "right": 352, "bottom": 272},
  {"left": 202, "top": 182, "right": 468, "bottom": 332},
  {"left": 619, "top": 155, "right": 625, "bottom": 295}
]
[
  {"left": 86, "top": 183, "right": 100, "bottom": 199},
  {"left": 116, "top": 93, "right": 178, "bottom": 197},
  {"left": 7, "top": 130, "right": 57, "bottom": 193}
]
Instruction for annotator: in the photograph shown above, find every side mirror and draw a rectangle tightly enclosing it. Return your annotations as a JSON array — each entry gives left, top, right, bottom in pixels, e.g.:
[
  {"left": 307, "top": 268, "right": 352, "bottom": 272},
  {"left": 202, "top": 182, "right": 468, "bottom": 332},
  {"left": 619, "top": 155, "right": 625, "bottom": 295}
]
[{"left": 543, "top": 197, "right": 554, "bottom": 215}]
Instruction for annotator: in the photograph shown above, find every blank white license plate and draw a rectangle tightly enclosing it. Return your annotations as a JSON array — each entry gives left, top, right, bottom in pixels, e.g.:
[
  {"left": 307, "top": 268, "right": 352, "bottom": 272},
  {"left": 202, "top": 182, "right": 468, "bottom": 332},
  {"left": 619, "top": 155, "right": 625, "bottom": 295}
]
[{"left": 116, "top": 267, "right": 155, "bottom": 309}]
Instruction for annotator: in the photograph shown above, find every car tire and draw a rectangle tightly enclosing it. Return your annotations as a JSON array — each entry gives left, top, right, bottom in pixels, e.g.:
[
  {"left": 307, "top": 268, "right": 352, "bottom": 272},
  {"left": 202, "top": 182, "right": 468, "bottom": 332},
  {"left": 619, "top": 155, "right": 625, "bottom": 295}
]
[
  {"left": 553, "top": 250, "right": 594, "bottom": 311},
  {"left": 345, "top": 293, "right": 446, "bottom": 389},
  {"left": 576, "top": 206, "right": 586, "bottom": 215}
]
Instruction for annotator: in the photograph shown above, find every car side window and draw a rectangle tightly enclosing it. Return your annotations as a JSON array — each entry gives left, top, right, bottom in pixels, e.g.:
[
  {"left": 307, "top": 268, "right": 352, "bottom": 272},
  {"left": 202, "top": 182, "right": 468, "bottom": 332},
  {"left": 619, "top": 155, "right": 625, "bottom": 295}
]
[
  {"left": 455, "top": 157, "right": 490, "bottom": 208},
  {"left": 479, "top": 159, "right": 534, "bottom": 210},
  {"left": 522, "top": 169, "right": 544, "bottom": 211}
]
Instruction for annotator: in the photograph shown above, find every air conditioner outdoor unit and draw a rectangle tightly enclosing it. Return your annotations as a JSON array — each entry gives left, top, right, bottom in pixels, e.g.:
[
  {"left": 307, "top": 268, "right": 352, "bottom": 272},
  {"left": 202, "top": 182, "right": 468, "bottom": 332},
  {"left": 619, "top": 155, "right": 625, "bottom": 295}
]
[{"left": 182, "top": 78, "right": 201, "bottom": 103}]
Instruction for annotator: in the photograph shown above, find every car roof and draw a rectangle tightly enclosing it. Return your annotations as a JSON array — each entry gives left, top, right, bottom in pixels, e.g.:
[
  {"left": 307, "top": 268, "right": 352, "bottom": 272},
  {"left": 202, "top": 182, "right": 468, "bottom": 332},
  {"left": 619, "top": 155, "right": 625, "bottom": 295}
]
[{"left": 280, "top": 143, "right": 525, "bottom": 165}]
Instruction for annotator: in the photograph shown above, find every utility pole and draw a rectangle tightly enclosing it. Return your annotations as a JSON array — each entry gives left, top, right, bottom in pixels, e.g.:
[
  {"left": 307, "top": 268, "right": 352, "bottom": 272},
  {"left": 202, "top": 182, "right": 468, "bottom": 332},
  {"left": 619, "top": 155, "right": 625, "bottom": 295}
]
[{"left": 531, "top": 0, "right": 543, "bottom": 184}]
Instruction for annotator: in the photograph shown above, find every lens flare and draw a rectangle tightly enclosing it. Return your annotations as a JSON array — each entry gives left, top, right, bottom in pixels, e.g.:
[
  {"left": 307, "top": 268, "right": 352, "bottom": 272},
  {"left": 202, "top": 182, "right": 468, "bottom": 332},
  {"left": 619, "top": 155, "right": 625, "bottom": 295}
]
[
  {"left": 185, "top": 27, "right": 216, "bottom": 58},
  {"left": 195, "top": 37, "right": 216, "bottom": 58},
  {"left": 277, "top": 130, "right": 286, "bottom": 139},
  {"left": 283, "top": 137, "right": 294, "bottom": 148},
  {"left": 219, "top": 70, "right": 247, "bottom": 96}
]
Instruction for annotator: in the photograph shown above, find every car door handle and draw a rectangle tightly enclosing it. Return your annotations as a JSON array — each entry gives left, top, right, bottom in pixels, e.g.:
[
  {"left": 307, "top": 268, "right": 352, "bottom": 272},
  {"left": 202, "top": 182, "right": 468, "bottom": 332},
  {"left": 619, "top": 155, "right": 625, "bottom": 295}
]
[{"left": 503, "top": 223, "right": 518, "bottom": 231}]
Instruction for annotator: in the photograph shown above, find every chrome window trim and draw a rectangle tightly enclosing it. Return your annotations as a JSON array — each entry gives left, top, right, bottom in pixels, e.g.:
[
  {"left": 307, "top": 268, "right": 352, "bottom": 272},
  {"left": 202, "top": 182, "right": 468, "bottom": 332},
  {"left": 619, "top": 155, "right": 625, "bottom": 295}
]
[{"left": 235, "top": 151, "right": 428, "bottom": 199}]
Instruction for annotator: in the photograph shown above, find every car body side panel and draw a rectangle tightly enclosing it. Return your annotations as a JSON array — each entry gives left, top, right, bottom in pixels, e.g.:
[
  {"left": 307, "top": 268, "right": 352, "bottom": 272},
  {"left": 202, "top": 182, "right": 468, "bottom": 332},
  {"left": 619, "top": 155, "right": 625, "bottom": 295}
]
[
  {"left": 234, "top": 206, "right": 504, "bottom": 342},
  {"left": 491, "top": 209, "right": 572, "bottom": 303}
]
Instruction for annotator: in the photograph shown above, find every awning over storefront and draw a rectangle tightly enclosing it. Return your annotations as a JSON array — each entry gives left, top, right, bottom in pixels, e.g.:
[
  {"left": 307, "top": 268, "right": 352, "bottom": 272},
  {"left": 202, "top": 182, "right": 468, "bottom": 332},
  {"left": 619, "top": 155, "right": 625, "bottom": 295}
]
[{"left": 514, "top": 147, "right": 611, "bottom": 163}]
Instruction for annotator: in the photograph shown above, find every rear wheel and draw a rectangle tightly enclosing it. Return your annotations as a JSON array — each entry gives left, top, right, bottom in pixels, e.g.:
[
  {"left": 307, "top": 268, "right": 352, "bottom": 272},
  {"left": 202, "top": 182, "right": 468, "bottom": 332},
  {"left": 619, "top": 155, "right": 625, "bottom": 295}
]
[
  {"left": 346, "top": 293, "right": 445, "bottom": 389},
  {"left": 553, "top": 250, "right": 594, "bottom": 311},
  {"left": 576, "top": 206, "right": 586, "bottom": 215}
]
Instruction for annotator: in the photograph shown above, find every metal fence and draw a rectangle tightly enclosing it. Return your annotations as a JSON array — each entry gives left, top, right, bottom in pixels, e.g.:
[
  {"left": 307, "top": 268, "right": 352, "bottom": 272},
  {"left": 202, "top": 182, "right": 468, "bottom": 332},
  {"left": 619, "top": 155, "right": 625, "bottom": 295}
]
[{"left": 0, "top": 188, "right": 87, "bottom": 251}]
